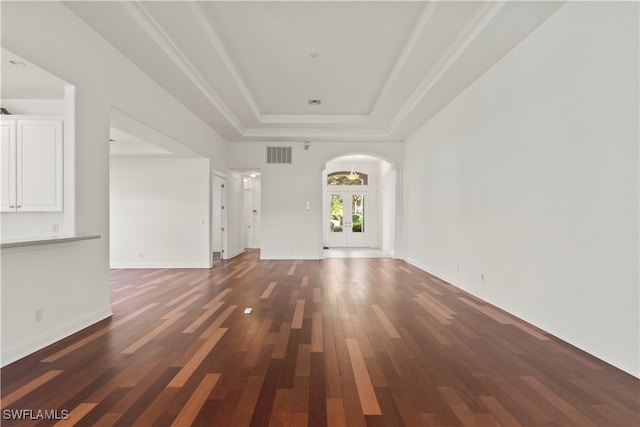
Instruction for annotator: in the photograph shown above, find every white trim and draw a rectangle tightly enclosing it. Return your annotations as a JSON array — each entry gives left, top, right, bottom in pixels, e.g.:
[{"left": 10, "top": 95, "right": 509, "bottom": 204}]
[
  {"left": 121, "top": 1, "right": 247, "bottom": 135},
  {"left": 1, "top": 306, "right": 112, "bottom": 367},
  {"left": 370, "top": 1, "right": 437, "bottom": 116},
  {"left": 260, "top": 115, "right": 370, "bottom": 125},
  {"left": 386, "top": 1, "right": 506, "bottom": 133},
  {"left": 110, "top": 262, "right": 211, "bottom": 269},
  {"left": 188, "top": 2, "right": 263, "bottom": 120},
  {"left": 242, "top": 127, "right": 388, "bottom": 138},
  {"left": 227, "top": 248, "right": 245, "bottom": 259}
]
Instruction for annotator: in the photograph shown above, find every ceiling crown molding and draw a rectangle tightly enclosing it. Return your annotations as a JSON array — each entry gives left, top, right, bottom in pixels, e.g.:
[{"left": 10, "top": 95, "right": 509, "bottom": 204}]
[
  {"left": 259, "top": 115, "right": 370, "bottom": 125},
  {"left": 187, "top": 2, "right": 264, "bottom": 121},
  {"left": 121, "top": 1, "right": 247, "bottom": 134},
  {"left": 369, "top": 1, "right": 437, "bottom": 117},
  {"left": 242, "top": 127, "right": 388, "bottom": 140},
  {"left": 386, "top": 0, "right": 506, "bottom": 134}
]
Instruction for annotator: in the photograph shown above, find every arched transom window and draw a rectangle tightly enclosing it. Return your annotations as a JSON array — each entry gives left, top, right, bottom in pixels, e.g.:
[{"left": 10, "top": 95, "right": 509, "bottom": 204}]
[{"left": 327, "top": 171, "right": 368, "bottom": 185}]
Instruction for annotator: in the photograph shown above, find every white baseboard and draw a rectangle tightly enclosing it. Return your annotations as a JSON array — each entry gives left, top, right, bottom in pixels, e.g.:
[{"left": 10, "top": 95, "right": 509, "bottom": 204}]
[
  {"left": 404, "top": 257, "right": 459, "bottom": 286},
  {"left": 1, "top": 305, "right": 113, "bottom": 367},
  {"left": 110, "top": 262, "right": 210, "bottom": 268},
  {"left": 226, "top": 248, "right": 245, "bottom": 259}
]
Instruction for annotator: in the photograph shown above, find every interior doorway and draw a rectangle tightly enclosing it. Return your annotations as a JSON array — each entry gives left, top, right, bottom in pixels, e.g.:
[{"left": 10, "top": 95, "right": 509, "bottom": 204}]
[
  {"left": 241, "top": 170, "right": 261, "bottom": 250},
  {"left": 211, "top": 173, "right": 227, "bottom": 264},
  {"left": 323, "top": 154, "right": 396, "bottom": 257}
]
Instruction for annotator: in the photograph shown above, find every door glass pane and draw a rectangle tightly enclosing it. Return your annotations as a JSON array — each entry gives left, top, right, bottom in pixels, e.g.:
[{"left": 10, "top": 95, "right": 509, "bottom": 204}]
[
  {"left": 352, "top": 194, "right": 364, "bottom": 232},
  {"left": 330, "top": 194, "right": 343, "bottom": 232}
]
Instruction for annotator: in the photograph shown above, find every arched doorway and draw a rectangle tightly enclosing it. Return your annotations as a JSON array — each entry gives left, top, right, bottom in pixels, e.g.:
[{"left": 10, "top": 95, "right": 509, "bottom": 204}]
[{"left": 323, "top": 154, "right": 396, "bottom": 258}]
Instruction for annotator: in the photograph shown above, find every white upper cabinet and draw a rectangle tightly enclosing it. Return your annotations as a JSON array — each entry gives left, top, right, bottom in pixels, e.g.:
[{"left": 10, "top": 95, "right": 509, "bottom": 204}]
[{"left": 1, "top": 118, "right": 63, "bottom": 212}]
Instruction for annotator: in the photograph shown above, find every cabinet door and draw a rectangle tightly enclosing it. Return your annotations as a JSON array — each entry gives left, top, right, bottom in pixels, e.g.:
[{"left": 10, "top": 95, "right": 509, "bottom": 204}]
[
  {"left": 16, "top": 120, "right": 63, "bottom": 212},
  {"left": 1, "top": 121, "right": 17, "bottom": 212}
]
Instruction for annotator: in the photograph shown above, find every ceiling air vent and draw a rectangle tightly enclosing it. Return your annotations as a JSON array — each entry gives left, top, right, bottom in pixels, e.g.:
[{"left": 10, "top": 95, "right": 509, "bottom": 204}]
[{"left": 267, "top": 146, "right": 292, "bottom": 164}]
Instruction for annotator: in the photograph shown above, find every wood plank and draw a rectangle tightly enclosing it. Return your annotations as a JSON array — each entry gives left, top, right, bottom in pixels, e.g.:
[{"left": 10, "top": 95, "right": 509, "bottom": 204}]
[
  {"left": 53, "top": 402, "right": 97, "bottom": 427},
  {"left": 199, "top": 305, "right": 237, "bottom": 339},
  {"left": 182, "top": 302, "right": 223, "bottom": 334},
  {"left": 521, "top": 376, "right": 599, "bottom": 426},
  {"left": 311, "top": 311, "right": 324, "bottom": 353},
  {"left": 480, "top": 396, "right": 523, "bottom": 427},
  {"left": 202, "top": 288, "right": 232, "bottom": 309},
  {"left": 326, "top": 398, "right": 347, "bottom": 427},
  {"left": 170, "top": 373, "right": 220, "bottom": 426},
  {"left": 291, "top": 299, "right": 305, "bottom": 329},
  {"left": 121, "top": 311, "right": 185, "bottom": 354},
  {"left": 167, "top": 328, "right": 227, "bottom": 388},
  {"left": 161, "top": 294, "right": 202, "bottom": 319},
  {"left": 229, "top": 376, "right": 265, "bottom": 426},
  {"left": 371, "top": 305, "right": 401, "bottom": 339},
  {"left": 346, "top": 338, "right": 382, "bottom": 415},
  {"left": 261, "top": 281, "right": 277, "bottom": 299},
  {"left": 165, "top": 285, "right": 202, "bottom": 307},
  {"left": 1, "top": 369, "right": 63, "bottom": 407}
]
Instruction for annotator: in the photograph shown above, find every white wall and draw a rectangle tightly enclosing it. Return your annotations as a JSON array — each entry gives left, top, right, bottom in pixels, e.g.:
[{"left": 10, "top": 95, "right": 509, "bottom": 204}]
[
  {"left": 403, "top": 2, "right": 639, "bottom": 376},
  {"left": 110, "top": 158, "right": 210, "bottom": 268},
  {"left": 379, "top": 161, "right": 396, "bottom": 253},
  {"left": 1, "top": 1, "right": 227, "bottom": 366},
  {"left": 228, "top": 142, "right": 403, "bottom": 259}
]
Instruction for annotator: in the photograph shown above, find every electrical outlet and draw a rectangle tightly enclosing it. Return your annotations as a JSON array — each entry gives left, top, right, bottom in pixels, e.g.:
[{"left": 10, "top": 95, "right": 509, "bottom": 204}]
[
  {"left": 35, "top": 308, "right": 43, "bottom": 322},
  {"left": 52, "top": 224, "right": 59, "bottom": 234}
]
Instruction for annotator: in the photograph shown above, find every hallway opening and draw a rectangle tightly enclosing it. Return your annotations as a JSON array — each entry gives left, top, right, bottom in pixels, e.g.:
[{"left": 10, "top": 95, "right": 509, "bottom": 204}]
[{"left": 323, "top": 154, "right": 396, "bottom": 258}]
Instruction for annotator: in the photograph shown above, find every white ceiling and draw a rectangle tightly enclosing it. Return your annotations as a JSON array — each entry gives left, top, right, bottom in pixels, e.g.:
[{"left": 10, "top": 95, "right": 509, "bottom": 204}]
[
  {"left": 1, "top": 48, "right": 67, "bottom": 99},
  {"left": 68, "top": 2, "right": 563, "bottom": 143}
]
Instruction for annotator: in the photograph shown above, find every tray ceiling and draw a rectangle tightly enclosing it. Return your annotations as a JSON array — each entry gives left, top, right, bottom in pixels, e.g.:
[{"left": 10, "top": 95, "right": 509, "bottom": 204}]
[{"left": 65, "top": 1, "right": 564, "bottom": 143}]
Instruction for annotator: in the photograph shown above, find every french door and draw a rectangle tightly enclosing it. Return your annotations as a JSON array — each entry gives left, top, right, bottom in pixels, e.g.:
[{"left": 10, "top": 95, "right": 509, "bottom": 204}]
[{"left": 327, "top": 190, "right": 368, "bottom": 247}]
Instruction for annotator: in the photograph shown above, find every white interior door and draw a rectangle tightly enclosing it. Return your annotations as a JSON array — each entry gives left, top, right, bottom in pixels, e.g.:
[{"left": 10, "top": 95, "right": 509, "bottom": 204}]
[
  {"left": 327, "top": 190, "right": 369, "bottom": 248},
  {"left": 243, "top": 188, "right": 253, "bottom": 248}
]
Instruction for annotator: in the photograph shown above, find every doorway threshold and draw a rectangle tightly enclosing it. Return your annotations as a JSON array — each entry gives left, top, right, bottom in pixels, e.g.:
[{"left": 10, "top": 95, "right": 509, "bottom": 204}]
[{"left": 323, "top": 248, "right": 393, "bottom": 259}]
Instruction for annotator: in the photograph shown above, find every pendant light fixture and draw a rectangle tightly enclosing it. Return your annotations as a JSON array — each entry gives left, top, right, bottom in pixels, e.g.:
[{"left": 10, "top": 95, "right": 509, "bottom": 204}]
[{"left": 346, "top": 166, "right": 359, "bottom": 181}]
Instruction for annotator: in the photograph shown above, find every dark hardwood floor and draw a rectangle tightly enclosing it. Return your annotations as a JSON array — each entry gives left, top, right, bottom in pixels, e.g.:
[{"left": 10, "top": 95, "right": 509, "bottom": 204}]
[{"left": 2, "top": 250, "right": 638, "bottom": 426}]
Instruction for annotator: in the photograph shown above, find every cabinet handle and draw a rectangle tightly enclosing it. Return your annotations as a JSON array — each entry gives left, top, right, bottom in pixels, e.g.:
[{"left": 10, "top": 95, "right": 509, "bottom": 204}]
[
  {"left": 9, "top": 205, "right": 15, "bottom": 208},
  {"left": 17, "top": 205, "right": 21, "bottom": 208}
]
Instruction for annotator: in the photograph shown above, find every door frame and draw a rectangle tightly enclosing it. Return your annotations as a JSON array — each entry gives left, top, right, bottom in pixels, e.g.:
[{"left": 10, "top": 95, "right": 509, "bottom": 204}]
[{"left": 211, "top": 171, "right": 228, "bottom": 263}]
